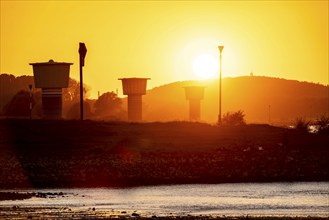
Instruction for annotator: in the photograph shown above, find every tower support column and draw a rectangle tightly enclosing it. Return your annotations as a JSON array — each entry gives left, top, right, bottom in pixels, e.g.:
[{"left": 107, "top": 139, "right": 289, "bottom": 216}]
[
  {"left": 41, "top": 88, "right": 63, "bottom": 119},
  {"left": 184, "top": 86, "right": 205, "bottom": 122},
  {"left": 128, "top": 94, "right": 142, "bottom": 121},
  {"left": 189, "top": 99, "right": 201, "bottom": 121}
]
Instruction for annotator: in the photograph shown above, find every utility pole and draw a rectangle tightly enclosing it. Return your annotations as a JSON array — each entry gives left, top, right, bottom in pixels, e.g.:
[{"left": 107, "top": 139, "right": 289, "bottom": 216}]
[
  {"left": 79, "top": 42, "right": 87, "bottom": 120},
  {"left": 218, "top": 45, "right": 224, "bottom": 125}
]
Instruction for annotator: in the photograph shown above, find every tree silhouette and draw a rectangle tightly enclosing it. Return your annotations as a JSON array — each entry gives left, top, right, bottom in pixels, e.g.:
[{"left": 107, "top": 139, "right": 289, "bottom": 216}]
[
  {"left": 0, "top": 74, "right": 34, "bottom": 113},
  {"left": 62, "top": 78, "right": 89, "bottom": 104},
  {"left": 315, "top": 115, "right": 329, "bottom": 135},
  {"left": 0, "top": 74, "right": 90, "bottom": 117},
  {"left": 61, "top": 78, "right": 91, "bottom": 117},
  {"left": 222, "top": 110, "right": 246, "bottom": 126},
  {"left": 66, "top": 101, "right": 92, "bottom": 119},
  {"left": 94, "top": 92, "right": 124, "bottom": 119},
  {"left": 2, "top": 90, "right": 42, "bottom": 117}
]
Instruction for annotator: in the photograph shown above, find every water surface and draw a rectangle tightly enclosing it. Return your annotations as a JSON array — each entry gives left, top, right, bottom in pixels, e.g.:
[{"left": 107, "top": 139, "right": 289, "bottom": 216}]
[{"left": 1, "top": 182, "right": 328, "bottom": 217}]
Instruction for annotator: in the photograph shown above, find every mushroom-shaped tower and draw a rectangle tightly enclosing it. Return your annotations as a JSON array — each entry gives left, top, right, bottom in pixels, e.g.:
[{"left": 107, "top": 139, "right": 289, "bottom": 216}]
[
  {"left": 30, "top": 59, "right": 73, "bottom": 119},
  {"left": 119, "top": 78, "right": 150, "bottom": 122},
  {"left": 184, "top": 86, "right": 205, "bottom": 121}
]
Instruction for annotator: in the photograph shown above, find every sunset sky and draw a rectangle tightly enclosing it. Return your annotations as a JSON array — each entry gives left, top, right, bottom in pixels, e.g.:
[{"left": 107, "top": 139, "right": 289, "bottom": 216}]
[{"left": 1, "top": 1, "right": 328, "bottom": 98}]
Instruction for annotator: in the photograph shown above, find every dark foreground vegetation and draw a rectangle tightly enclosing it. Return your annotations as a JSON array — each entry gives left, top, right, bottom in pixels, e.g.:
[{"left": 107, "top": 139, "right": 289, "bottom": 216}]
[{"left": 0, "top": 119, "right": 328, "bottom": 188}]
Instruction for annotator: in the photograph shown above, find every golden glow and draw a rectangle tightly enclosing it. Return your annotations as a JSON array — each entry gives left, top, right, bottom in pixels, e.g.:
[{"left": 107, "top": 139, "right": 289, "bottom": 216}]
[
  {"left": 0, "top": 1, "right": 328, "bottom": 98},
  {"left": 192, "top": 54, "right": 218, "bottom": 79}
]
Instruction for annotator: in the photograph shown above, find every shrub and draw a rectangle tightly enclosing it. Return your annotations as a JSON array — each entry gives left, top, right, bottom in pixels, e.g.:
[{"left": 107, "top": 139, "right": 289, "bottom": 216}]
[
  {"left": 295, "top": 117, "right": 311, "bottom": 132},
  {"left": 94, "top": 92, "right": 124, "bottom": 119},
  {"left": 3, "top": 90, "right": 41, "bottom": 117},
  {"left": 222, "top": 110, "right": 246, "bottom": 126},
  {"left": 66, "top": 101, "right": 92, "bottom": 119},
  {"left": 315, "top": 115, "right": 329, "bottom": 135}
]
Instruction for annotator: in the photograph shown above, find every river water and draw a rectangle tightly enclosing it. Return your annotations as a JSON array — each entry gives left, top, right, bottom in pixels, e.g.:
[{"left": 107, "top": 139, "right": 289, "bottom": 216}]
[{"left": 1, "top": 182, "right": 328, "bottom": 217}]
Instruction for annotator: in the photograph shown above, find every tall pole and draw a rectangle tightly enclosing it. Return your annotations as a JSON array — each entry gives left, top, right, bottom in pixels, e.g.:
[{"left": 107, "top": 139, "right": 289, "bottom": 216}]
[
  {"left": 218, "top": 45, "right": 224, "bottom": 125},
  {"left": 79, "top": 58, "right": 83, "bottom": 120},
  {"left": 79, "top": 43, "right": 87, "bottom": 121}
]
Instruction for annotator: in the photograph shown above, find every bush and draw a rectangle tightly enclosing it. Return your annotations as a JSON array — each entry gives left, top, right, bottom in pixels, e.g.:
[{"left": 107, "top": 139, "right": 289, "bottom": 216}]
[
  {"left": 94, "top": 92, "right": 124, "bottom": 119},
  {"left": 315, "top": 115, "right": 329, "bottom": 135},
  {"left": 222, "top": 110, "right": 246, "bottom": 126},
  {"left": 295, "top": 117, "right": 311, "bottom": 132},
  {"left": 3, "top": 90, "right": 41, "bottom": 118},
  {"left": 66, "top": 101, "right": 92, "bottom": 119}
]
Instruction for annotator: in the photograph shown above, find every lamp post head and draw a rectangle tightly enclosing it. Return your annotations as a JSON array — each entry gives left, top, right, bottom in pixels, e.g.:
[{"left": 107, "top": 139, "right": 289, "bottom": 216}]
[
  {"left": 79, "top": 42, "right": 87, "bottom": 67},
  {"left": 218, "top": 45, "right": 224, "bottom": 53}
]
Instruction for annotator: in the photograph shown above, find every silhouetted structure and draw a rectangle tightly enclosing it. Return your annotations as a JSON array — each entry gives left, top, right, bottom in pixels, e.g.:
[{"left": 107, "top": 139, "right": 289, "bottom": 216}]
[
  {"left": 184, "top": 86, "right": 205, "bottom": 121},
  {"left": 218, "top": 45, "right": 224, "bottom": 125},
  {"left": 30, "top": 60, "right": 73, "bottom": 119},
  {"left": 119, "top": 78, "right": 150, "bottom": 122},
  {"left": 79, "top": 42, "right": 87, "bottom": 120}
]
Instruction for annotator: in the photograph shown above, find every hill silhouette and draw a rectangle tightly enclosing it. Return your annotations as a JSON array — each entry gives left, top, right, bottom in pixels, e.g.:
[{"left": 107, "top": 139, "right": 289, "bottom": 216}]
[
  {"left": 2, "top": 74, "right": 327, "bottom": 124},
  {"left": 142, "top": 76, "right": 328, "bottom": 125}
]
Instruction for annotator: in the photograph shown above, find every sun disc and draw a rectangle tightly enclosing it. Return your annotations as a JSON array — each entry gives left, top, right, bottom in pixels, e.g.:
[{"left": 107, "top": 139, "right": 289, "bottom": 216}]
[{"left": 192, "top": 54, "right": 218, "bottom": 79}]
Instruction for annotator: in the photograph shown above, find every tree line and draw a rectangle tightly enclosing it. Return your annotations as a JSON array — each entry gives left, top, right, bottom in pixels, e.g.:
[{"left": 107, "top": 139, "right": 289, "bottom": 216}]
[{"left": 0, "top": 74, "right": 126, "bottom": 120}]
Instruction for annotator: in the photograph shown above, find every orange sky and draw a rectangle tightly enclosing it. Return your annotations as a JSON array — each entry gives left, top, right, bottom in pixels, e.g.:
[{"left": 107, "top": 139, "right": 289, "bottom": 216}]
[{"left": 1, "top": 1, "right": 328, "bottom": 98}]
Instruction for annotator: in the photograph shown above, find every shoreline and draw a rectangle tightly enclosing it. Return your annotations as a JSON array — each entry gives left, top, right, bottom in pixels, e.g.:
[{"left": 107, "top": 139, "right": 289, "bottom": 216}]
[
  {"left": 1, "top": 120, "right": 328, "bottom": 219},
  {"left": 0, "top": 206, "right": 328, "bottom": 220},
  {"left": 1, "top": 184, "right": 328, "bottom": 219},
  {"left": 0, "top": 179, "right": 328, "bottom": 190}
]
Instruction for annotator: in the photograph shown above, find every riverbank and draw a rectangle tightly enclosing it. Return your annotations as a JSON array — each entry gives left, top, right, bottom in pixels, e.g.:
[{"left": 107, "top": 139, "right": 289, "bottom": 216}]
[
  {"left": 1, "top": 182, "right": 329, "bottom": 219},
  {"left": 0, "top": 206, "right": 328, "bottom": 220},
  {"left": 0, "top": 119, "right": 328, "bottom": 188}
]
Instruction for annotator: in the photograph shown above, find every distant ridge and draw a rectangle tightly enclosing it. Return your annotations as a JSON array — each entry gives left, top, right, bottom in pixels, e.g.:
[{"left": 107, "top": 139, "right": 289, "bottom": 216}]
[
  {"left": 142, "top": 76, "right": 328, "bottom": 124},
  {"left": 1, "top": 74, "right": 328, "bottom": 124}
]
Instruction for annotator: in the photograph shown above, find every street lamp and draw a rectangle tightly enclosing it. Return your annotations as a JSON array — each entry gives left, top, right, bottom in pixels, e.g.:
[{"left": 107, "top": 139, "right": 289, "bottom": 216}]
[
  {"left": 79, "top": 42, "right": 87, "bottom": 120},
  {"left": 218, "top": 45, "right": 224, "bottom": 125}
]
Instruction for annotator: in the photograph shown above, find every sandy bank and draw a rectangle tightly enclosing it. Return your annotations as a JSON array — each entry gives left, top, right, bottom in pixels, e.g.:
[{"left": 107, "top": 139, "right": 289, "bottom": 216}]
[{"left": 0, "top": 206, "right": 328, "bottom": 220}]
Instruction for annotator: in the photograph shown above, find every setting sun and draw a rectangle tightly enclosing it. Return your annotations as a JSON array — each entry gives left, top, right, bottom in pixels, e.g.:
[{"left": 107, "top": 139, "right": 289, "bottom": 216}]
[{"left": 192, "top": 54, "right": 219, "bottom": 79}]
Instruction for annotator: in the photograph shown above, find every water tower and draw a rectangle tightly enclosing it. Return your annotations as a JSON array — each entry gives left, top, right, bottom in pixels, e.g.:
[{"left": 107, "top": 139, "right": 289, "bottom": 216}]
[
  {"left": 184, "top": 86, "right": 205, "bottom": 121},
  {"left": 119, "top": 78, "right": 150, "bottom": 122},
  {"left": 30, "top": 59, "right": 73, "bottom": 119}
]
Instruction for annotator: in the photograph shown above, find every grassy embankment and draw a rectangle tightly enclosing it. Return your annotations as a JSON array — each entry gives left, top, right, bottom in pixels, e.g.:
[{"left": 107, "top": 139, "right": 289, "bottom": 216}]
[{"left": 0, "top": 119, "right": 328, "bottom": 188}]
